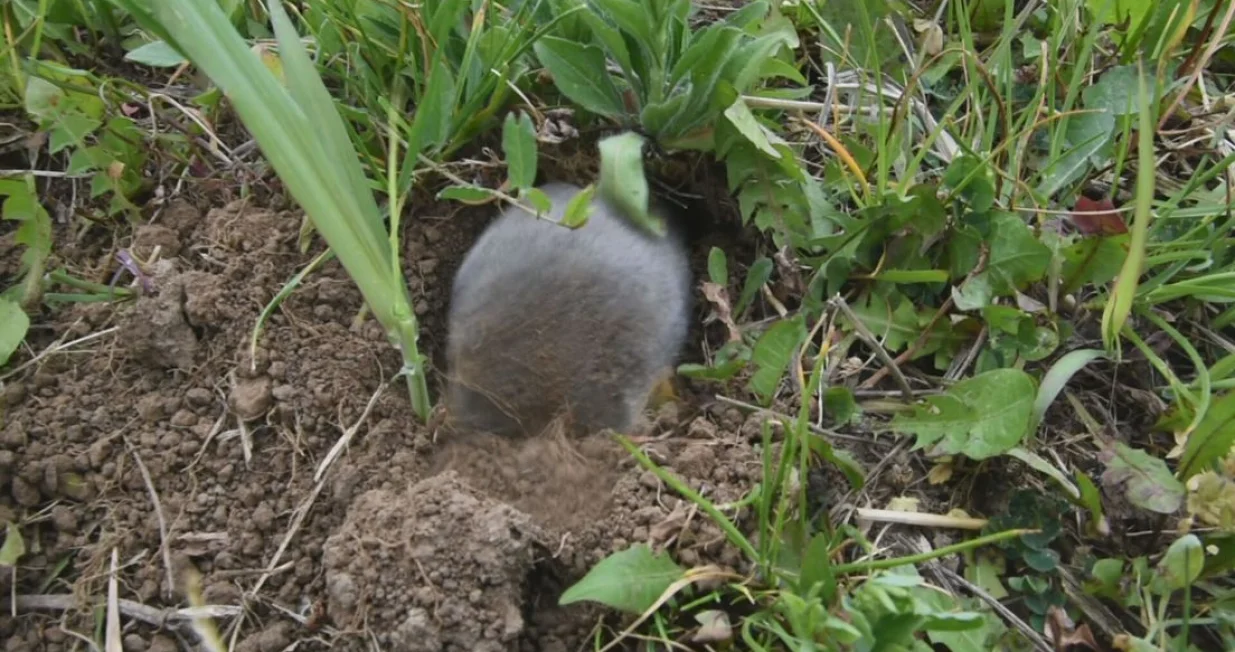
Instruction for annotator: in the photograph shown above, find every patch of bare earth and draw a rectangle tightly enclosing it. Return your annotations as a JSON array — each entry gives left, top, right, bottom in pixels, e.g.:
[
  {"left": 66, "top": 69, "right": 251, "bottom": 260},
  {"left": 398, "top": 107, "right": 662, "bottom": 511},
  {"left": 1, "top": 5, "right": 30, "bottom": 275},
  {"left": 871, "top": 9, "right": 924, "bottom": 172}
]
[{"left": 0, "top": 171, "right": 779, "bottom": 651}]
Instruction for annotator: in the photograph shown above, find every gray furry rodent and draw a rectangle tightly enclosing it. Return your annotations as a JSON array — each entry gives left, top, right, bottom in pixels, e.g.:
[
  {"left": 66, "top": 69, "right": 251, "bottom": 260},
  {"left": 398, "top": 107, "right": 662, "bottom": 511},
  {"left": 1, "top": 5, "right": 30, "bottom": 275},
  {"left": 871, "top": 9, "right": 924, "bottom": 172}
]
[{"left": 445, "top": 181, "right": 692, "bottom": 437}]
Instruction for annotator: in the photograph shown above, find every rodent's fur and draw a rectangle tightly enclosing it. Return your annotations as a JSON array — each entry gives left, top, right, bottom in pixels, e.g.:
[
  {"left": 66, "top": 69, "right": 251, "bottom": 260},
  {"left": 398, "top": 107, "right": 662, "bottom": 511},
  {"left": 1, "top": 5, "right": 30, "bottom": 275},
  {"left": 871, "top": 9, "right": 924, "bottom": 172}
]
[{"left": 445, "top": 181, "right": 692, "bottom": 437}]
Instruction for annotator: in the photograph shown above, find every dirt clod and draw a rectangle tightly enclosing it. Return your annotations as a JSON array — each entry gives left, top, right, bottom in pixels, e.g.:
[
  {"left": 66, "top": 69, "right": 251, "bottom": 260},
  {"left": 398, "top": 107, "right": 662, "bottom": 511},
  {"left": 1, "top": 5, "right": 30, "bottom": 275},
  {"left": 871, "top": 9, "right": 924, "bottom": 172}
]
[
  {"left": 230, "top": 376, "right": 273, "bottom": 421},
  {"left": 323, "top": 471, "right": 551, "bottom": 651},
  {"left": 120, "top": 276, "right": 199, "bottom": 371}
]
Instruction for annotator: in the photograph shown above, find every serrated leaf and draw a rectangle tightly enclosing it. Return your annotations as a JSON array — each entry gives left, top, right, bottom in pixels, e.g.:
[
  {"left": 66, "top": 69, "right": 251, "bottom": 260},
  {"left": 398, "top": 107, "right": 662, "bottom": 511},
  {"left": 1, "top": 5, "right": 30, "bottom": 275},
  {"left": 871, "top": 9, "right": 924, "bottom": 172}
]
[
  {"left": 0, "top": 298, "right": 30, "bottom": 366},
  {"left": 748, "top": 314, "right": 807, "bottom": 405},
  {"left": 559, "top": 544, "right": 684, "bottom": 614},
  {"left": 970, "top": 212, "right": 1051, "bottom": 296},
  {"left": 502, "top": 111, "right": 537, "bottom": 190},
  {"left": 533, "top": 37, "right": 626, "bottom": 119},
  {"left": 1099, "top": 440, "right": 1184, "bottom": 513},
  {"left": 892, "top": 368, "right": 1035, "bottom": 459},
  {"left": 49, "top": 114, "right": 101, "bottom": 153},
  {"left": 893, "top": 394, "right": 975, "bottom": 450},
  {"left": 125, "top": 40, "right": 188, "bottom": 67}
]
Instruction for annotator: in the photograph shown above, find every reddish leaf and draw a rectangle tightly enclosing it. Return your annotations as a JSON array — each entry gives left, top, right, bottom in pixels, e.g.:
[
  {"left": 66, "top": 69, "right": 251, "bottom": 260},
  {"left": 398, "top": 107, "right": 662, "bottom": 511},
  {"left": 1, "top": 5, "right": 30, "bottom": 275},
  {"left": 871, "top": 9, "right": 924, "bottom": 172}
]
[{"left": 1070, "top": 195, "right": 1127, "bottom": 236}]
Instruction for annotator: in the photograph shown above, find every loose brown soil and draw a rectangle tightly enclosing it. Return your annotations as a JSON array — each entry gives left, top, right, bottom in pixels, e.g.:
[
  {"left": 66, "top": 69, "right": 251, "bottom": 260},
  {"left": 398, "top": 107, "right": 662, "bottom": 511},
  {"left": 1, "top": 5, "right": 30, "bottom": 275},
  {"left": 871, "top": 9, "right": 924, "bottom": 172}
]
[{"left": 0, "top": 151, "right": 817, "bottom": 651}]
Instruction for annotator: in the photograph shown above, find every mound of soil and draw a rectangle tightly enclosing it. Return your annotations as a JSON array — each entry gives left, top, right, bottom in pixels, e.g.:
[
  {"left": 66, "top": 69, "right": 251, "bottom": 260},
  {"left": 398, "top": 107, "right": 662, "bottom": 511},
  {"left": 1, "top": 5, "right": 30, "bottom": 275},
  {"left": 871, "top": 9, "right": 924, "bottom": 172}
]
[{"left": 322, "top": 471, "right": 551, "bottom": 651}]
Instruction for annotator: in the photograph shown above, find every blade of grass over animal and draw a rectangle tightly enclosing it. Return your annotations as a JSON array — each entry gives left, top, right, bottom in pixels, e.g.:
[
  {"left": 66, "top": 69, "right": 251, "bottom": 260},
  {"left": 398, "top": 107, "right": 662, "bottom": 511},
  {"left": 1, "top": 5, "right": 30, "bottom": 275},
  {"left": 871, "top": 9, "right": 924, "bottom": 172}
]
[
  {"left": 1030, "top": 349, "right": 1107, "bottom": 434},
  {"left": 269, "top": 0, "right": 386, "bottom": 248},
  {"left": 1101, "top": 59, "right": 1155, "bottom": 355}
]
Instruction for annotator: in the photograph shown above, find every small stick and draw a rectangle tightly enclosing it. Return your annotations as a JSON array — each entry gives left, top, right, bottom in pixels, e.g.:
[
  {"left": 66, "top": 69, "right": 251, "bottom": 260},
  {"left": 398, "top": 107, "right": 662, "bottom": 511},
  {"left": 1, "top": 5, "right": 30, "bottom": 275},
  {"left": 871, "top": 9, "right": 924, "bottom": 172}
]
[
  {"left": 854, "top": 508, "right": 988, "bottom": 531},
  {"left": 828, "top": 296, "right": 916, "bottom": 401},
  {"left": 129, "top": 448, "right": 175, "bottom": 601},
  {"left": 6, "top": 594, "right": 242, "bottom": 627}
]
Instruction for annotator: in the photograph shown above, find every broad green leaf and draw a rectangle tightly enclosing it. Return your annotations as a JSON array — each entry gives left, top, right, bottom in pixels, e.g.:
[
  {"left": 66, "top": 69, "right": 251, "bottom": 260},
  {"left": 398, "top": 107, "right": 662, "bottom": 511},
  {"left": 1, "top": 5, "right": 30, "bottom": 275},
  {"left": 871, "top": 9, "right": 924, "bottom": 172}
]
[
  {"left": 1031, "top": 349, "right": 1106, "bottom": 432},
  {"left": 558, "top": 544, "right": 684, "bottom": 614},
  {"left": 943, "top": 155, "right": 996, "bottom": 213},
  {"left": 1082, "top": 65, "right": 1156, "bottom": 117},
  {"left": 1061, "top": 236, "right": 1128, "bottom": 294},
  {"left": 823, "top": 386, "right": 860, "bottom": 425},
  {"left": 971, "top": 212, "right": 1051, "bottom": 295},
  {"left": 640, "top": 93, "right": 691, "bottom": 139},
  {"left": 726, "top": 26, "right": 798, "bottom": 94},
  {"left": 734, "top": 257, "right": 772, "bottom": 317},
  {"left": 0, "top": 298, "right": 30, "bottom": 366},
  {"left": 952, "top": 273, "right": 993, "bottom": 311},
  {"left": 1178, "top": 390, "right": 1235, "bottom": 481},
  {"left": 598, "top": 131, "right": 663, "bottom": 236},
  {"left": 812, "top": 0, "right": 901, "bottom": 69},
  {"left": 24, "top": 76, "right": 65, "bottom": 121},
  {"left": 533, "top": 37, "right": 626, "bottom": 119},
  {"left": 579, "top": 10, "right": 635, "bottom": 84},
  {"left": 892, "top": 368, "right": 1035, "bottom": 459},
  {"left": 125, "top": 40, "right": 188, "bottom": 67},
  {"left": 1036, "top": 110, "right": 1114, "bottom": 199},
  {"left": 502, "top": 112, "right": 538, "bottom": 190},
  {"left": 1151, "top": 534, "right": 1203, "bottom": 594},
  {"left": 847, "top": 293, "right": 920, "bottom": 353},
  {"left": 1099, "top": 440, "right": 1185, "bottom": 513},
  {"left": 406, "top": 59, "right": 457, "bottom": 160},
  {"left": 0, "top": 522, "right": 25, "bottom": 566},
  {"left": 523, "top": 187, "right": 553, "bottom": 215},
  {"left": 707, "top": 247, "right": 728, "bottom": 285},
  {"left": 749, "top": 314, "right": 807, "bottom": 405},
  {"left": 722, "top": 98, "right": 779, "bottom": 159},
  {"left": 590, "top": 0, "right": 658, "bottom": 58},
  {"left": 677, "top": 359, "right": 746, "bottom": 381}
]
